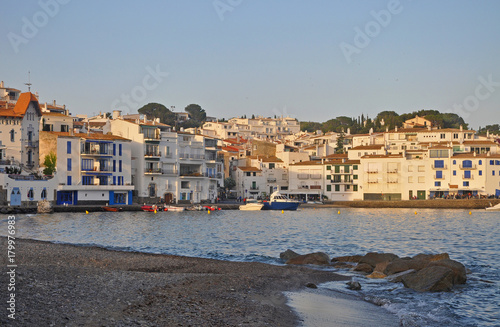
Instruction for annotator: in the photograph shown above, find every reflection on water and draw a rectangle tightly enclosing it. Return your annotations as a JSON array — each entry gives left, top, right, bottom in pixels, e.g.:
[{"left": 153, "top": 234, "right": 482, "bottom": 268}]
[{"left": 1, "top": 208, "right": 499, "bottom": 326}]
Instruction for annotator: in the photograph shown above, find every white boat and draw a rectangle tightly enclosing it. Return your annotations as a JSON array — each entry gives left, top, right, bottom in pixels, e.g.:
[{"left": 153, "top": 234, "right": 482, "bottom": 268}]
[
  {"left": 164, "top": 206, "right": 185, "bottom": 212},
  {"left": 239, "top": 199, "right": 264, "bottom": 211},
  {"left": 485, "top": 202, "right": 500, "bottom": 211}
]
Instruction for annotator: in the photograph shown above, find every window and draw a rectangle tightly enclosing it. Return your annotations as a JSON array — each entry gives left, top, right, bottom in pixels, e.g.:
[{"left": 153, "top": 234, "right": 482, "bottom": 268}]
[
  {"left": 418, "top": 176, "right": 425, "bottom": 183},
  {"left": 353, "top": 165, "right": 358, "bottom": 170},
  {"left": 453, "top": 160, "right": 456, "bottom": 165},
  {"left": 453, "top": 170, "right": 456, "bottom": 176},
  {"left": 462, "top": 160, "right": 472, "bottom": 168},
  {"left": 326, "top": 165, "right": 331, "bottom": 170},
  {"left": 82, "top": 159, "right": 93, "bottom": 171},
  {"left": 113, "top": 176, "right": 116, "bottom": 185},
  {"left": 434, "top": 160, "right": 444, "bottom": 168},
  {"left": 113, "top": 144, "right": 116, "bottom": 156},
  {"left": 490, "top": 160, "right": 495, "bottom": 165},
  {"left": 464, "top": 171, "right": 471, "bottom": 179},
  {"left": 27, "top": 188, "right": 34, "bottom": 200},
  {"left": 453, "top": 133, "right": 459, "bottom": 139},
  {"left": 252, "top": 172, "right": 256, "bottom": 176},
  {"left": 436, "top": 171, "right": 443, "bottom": 179},
  {"left": 334, "top": 166, "right": 340, "bottom": 173},
  {"left": 246, "top": 172, "right": 250, "bottom": 177},
  {"left": 82, "top": 176, "right": 93, "bottom": 185},
  {"left": 269, "top": 163, "right": 275, "bottom": 169},
  {"left": 344, "top": 165, "right": 350, "bottom": 173},
  {"left": 67, "top": 158, "right": 72, "bottom": 171},
  {"left": 41, "top": 188, "right": 47, "bottom": 200},
  {"left": 335, "top": 185, "right": 340, "bottom": 192},
  {"left": 10, "top": 129, "right": 14, "bottom": 142},
  {"left": 440, "top": 133, "right": 445, "bottom": 139},
  {"left": 353, "top": 185, "right": 358, "bottom": 192},
  {"left": 408, "top": 176, "right": 413, "bottom": 183},
  {"left": 67, "top": 141, "right": 71, "bottom": 154},
  {"left": 496, "top": 160, "right": 500, "bottom": 165},
  {"left": 479, "top": 170, "right": 482, "bottom": 176},
  {"left": 430, "top": 150, "right": 449, "bottom": 158},
  {"left": 463, "top": 181, "right": 469, "bottom": 187},
  {"left": 327, "top": 185, "right": 331, "bottom": 191},
  {"left": 493, "top": 171, "right": 496, "bottom": 176},
  {"left": 327, "top": 175, "right": 331, "bottom": 180},
  {"left": 435, "top": 182, "right": 441, "bottom": 187},
  {"left": 119, "top": 160, "right": 122, "bottom": 172},
  {"left": 479, "top": 160, "right": 482, "bottom": 165},
  {"left": 67, "top": 176, "right": 72, "bottom": 186},
  {"left": 113, "top": 160, "right": 116, "bottom": 172},
  {"left": 119, "top": 144, "right": 122, "bottom": 156},
  {"left": 353, "top": 175, "right": 358, "bottom": 180},
  {"left": 408, "top": 165, "right": 413, "bottom": 172}
]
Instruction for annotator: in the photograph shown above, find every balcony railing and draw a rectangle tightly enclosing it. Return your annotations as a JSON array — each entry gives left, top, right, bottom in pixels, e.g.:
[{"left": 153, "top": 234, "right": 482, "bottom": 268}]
[
  {"left": 162, "top": 169, "right": 178, "bottom": 175},
  {"left": 462, "top": 175, "right": 474, "bottom": 180},
  {"left": 297, "top": 174, "right": 309, "bottom": 179},
  {"left": 207, "top": 173, "right": 223, "bottom": 179},
  {"left": 25, "top": 140, "right": 39, "bottom": 148},
  {"left": 459, "top": 164, "right": 476, "bottom": 170},
  {"left": 144, "top": 168, "right": 162, "bottom": 174},
  {"left": 179, "top": 172, "right": 204, "bottom": 177},
  {"left": 387, "top": 170, "right": 399, "bottom": 173},
  {"left": 310, "top": 174, "right": 322, "bottom": 179},
  {"left": 250, "top": 186, "right": 259, "bottom": 190},
  {"left": 267, "top": 178, "right": 277, "bottom": 183},
  {"left": 81, "top": 149, "right": 113, "bottom": 156},
  {"left": 387, "top": 180, "right": 399, "bottom": 184},
  {"left": 367, "top": 180, "right": 379, "bottom": 184},
  {"left": 144, "top": 151, "right": 161, "bottom": 157},
  {"left": 366, "top": 170, "right": 379, "bottom": 174},
  {"left": 310, "top": 185, "right": 321, "bottom": 190},
  {"left": 431, "top": 165, "right": 447, "bottom": 170},
  {"left": 191, "top": 141, "right": 203, "bottom": 148}
]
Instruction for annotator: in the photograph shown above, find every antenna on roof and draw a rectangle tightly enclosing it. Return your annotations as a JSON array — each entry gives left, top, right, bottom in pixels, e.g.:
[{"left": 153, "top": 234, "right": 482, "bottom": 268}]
[{"left": 25, "top": 71, "right": 32, "bottom": 92}]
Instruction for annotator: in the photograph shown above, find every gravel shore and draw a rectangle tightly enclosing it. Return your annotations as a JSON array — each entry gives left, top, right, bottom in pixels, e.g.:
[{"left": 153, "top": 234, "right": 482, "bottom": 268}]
[{"left": 0, "top": 237, "right": 358, "bottom": 326}]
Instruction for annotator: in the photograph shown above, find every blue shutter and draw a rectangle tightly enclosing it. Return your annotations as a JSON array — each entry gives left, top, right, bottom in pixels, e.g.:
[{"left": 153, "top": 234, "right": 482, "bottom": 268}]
[
  {"left": 113, "top": 144, "right": 116, "bottom": 156},
  {"left": 67, "top": 158, "right": 72, "bottom": 171},
  {"left": 119, "top": 144, "right": 122, "bottom": 156},
  {"left": 67, "top": 141, "right": 71, "bottom": 154},
  {"left": 67, "top": 176, "right": 72, "bottom": 186}
]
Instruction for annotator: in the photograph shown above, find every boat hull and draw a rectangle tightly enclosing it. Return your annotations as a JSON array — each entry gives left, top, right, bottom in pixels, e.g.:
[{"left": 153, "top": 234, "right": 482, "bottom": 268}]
[
  {"left": 164, "top": 206, "right": 185, "bottom": 212},
  {"left": 239, "top": 203, "right": 264, "bottom": 211},
  {"left": 262, "top": 202, "right": 300, "bottom": 211},
  {"left": 102, "top": 206, "right": 122, "bottom": 212}
]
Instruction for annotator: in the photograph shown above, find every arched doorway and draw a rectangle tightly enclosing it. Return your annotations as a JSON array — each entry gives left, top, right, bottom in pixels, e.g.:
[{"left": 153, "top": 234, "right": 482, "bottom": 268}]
[
  {"left": 148, "top": 183, "right": 156, "bottom": 197},
  {"left": 164, "top": 192, "right": 173, "bottom": 204}
]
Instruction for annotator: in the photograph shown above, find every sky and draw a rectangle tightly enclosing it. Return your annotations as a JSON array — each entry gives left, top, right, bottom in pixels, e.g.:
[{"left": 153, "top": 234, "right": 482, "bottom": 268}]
[{"left": 1, "top": 0, "right": 500, "bottom": 130}]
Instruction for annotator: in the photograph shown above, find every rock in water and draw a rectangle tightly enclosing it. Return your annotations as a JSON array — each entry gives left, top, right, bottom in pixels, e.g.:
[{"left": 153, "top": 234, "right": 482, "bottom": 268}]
[
  {"left": 402, "top": 266, "right": 455, "bottom": 292},
  {"left": 280, "top": 249, "right": 300, "bottom": 262},
  {"left": 366, "top": 271, "right": 387, "bottom": 279},
  {"left": 346, "top": 281, "right": 361, "bottom": 290},
  {"left": 426, "top": 259, "right": 467, "bottom": 284},
  {"left": 37, "top": 200, "right": 53, "bottom": 213},
  {"left": 331, "top": 255, "right": 363, "bottom": 263},
  {"left": 285, "top": 252, "right": 330, "bottom": 266},
  {"left": 359, "top": 252, "right": 399, "bottom": 268},
  {"left": 353, "top": 263, "right": 374, "bottom": 273}
]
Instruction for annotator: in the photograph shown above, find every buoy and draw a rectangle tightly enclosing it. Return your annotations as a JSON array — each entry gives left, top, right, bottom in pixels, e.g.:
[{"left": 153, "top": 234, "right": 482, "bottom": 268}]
[
  {"left": 338, "top": 210, "right": 340, "bottom": 214},
  {"left": 218, "top": 207, "right": 221, "bottom": 211},
  {"left": 469, "top": 211, "right": 472, "bottom": 215},
  {"left": 415, "top": 211, "right": 417, "bottom": 215},
  {"left": 208, "top": 210, "right": 211, "bottom": 214},
  {"left": 86, "top": 211, "right": 89, "bottom": 214},
  {"left": 154, "top": 210, "right": 157, "bottom": 214},
  {"left": 281, "top": 210, "right": 284, "bottom": 214}
]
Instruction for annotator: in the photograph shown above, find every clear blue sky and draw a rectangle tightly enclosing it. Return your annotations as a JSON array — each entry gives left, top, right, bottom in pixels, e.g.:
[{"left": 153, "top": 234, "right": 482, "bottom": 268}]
[{"left": 1, "top": 0, "right": 499, "bottom": 129}]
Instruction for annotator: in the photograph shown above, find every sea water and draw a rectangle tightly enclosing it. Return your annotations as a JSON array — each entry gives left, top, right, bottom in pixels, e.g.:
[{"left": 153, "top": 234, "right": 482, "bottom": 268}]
[{"left": 2, "top": 208, "right": 499, "bottom": 326}]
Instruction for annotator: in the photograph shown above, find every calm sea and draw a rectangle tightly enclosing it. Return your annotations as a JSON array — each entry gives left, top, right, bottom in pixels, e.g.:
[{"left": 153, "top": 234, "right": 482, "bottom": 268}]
[{"left": 2, "top": 208, "right": 499, "bottom": 326}]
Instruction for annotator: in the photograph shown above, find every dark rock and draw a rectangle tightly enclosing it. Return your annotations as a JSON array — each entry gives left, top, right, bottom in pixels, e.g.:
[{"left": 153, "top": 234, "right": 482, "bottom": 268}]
[
  {"left": 386, "top": 269, "right": 417, "bottom": 283},
  {"left": 359, "top": 252, "right": 399, "bottom": 268},
  {"left": 331, "top": 262, "right": 355, "bottom": 269},
  {"left": 285, "top": 252, "right": 330, "bottom": 266},
  {"left": 280, "top": 249, "right": 300, "bottom": 262},
  {"left": 412, "top": 253, "right": 450, "bottom": 262},
  {"left": 346, "top": 281, "right": 361, "bottom": 290},
  {"left": 353, "top": 263, "right": 373, "bottom": 273},
  {"left": 366, "top": 271, "right": 387, "bottom": 279},
  {"left": 402, "top": 266, "right": 455, "bottom": 292},
  {"left": 384, "top": 258, "right": 428, "bottom": 276},
  {"left": 426, "top": 259, "right": 467, "bottom": 284},
  {"left": 331, "top": 255, "right": 363, "bottom": 263},
  {"left": 306, "top": 283, "right": 317, "bottom": 289}
]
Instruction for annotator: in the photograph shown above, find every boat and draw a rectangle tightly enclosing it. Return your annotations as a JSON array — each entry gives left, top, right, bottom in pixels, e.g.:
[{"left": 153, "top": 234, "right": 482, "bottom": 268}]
[
  {"left": 486, "top": 202, "right": 500, "bottom": 211},
  {"left": 261, "top": 191, "right": 300, "bottom": 211},
  {"left": 163, "top": 205, "right": 185, "bottom": 212},
  {"left": 239, "top": 199, "right": 264, "bottom": 211},
  {"left": 203, "top": 205, "right": 221, "bottom": 211},
  {"left": 101, "top": 206, "right": 122, "bottom": 212},
  {"left": 141, "top": 205, "right": 158, "bottom": 212}
]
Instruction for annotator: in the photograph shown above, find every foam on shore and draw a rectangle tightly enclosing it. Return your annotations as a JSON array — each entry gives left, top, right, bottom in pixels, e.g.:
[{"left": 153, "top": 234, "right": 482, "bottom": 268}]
[{"left": 286, "top": 288, "right": 400, "bottom": 327}]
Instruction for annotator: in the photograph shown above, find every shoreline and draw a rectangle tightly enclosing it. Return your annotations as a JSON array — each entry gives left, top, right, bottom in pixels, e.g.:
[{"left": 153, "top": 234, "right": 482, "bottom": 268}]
[
  {"left": 0, "top": 237, "right": 399, "bottom": 326},
  {"left": 1, "top": 198, "right": 498, "bottom": 214}
]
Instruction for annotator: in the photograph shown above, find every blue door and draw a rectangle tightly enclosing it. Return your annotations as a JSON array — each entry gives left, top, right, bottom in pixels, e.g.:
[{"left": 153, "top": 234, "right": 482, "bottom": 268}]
[
  {"left": 10, "top": 188, "right": 21, "bottom": 206},
  {"left": 56, "top": 191, "right": 74, "bottom": 205},
  {"left": 496, "top": 189, "right": 500, "bottom": 197}
]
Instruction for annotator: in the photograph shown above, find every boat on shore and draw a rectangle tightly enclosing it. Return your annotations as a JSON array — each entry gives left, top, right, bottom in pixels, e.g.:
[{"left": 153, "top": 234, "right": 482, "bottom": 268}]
[
  {"left": 101, "top": 206, "right": 122, "bottom": 212},
  {"left": 141, "top": 205, "right": 158, "bottom": 212},
  {"left": 485, "top": 202, "right": 500, "bottom": 211},
  {"left": 164, "top": 206, "right": 185, "bottom": 212},
  {"left": 262, "top": 191, "right": 300, "bottom": 211},
  {"left": 239, "top": 199, "right": 264, "bottom": 211}
]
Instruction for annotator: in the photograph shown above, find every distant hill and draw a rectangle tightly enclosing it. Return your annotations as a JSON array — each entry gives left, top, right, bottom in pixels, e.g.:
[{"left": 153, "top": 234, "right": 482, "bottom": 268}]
[{"left": 301, "top": 110, "right": 469, "bottom": 134}]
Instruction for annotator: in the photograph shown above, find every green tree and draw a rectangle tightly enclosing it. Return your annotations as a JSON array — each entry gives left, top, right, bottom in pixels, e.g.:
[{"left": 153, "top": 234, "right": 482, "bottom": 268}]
[
  {"left": 185, "top": 104, "right": 206, "bottom": 125},
  {"left": 224, "top": 177, "right": 236, "bottom": 190},
  {"left": 335, "top": 132, "right": 345, "bottom": 154},
  {"left": 42, "top": 152, "right": 57, "bottom": 175},
  {"left": 138, "top": 103, "right": 176, "bottom": 125}
]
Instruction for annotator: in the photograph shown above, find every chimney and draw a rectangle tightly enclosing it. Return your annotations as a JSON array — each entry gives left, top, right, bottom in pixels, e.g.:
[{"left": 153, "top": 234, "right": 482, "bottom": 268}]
[
  {"left": 460, "top": 125, "right": 463, "bottom": 131},
  {"left": 0, "top": 81, "right": 4, "bottom": 88},
  {"left": 386, "top": 127, "right": 389, "bottom": 132},
  {"left": 395, "top": 126, "right": 398, "bottom": 132},
  {"left": 53, "top": 100, "right": 56, "bottom": 106},
  {"left": 112, "top": 110, "right": 121, "bottom": 120}
]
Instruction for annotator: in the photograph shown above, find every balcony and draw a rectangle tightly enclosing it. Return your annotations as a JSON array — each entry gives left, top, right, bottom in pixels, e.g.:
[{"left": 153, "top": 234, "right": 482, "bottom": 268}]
[
  {"left": 145, "top": 151, "right": 161, "bottom": 157},
  {"left": 367, "top": 180, "right": 379, "bottom": 184},
  {"left": 431, "top": 165, "right": 447, "bottom": 170},
  {"left": 462, "top": 174, "right": 474, "bottom": 180},
  {"left": 249, "top": 186, "right": 259, "bottom": 190},
  {"left": 297, "top": 174, "right": 309, "bottom": 179},
  {"left": 387, "top": 180, "right": 399, "bottom": 184},
  {"left": 144, "top": 168, "right": 162, "bottom": 174},
  {"left": 207, "top": 172, "right": 223, "bottom": 179},
  {"left": 459, "top": 164, "right": 477, "bottom": 170},
  {"left": 310, "top": 174, "right": 322, "bottom": 179},
  {"left": 195, "top": 186, "right": 203, "bottom": 192},
  {"left": 143, "top": 132, "right": 160, "bottom": 140},
  {"left": 162, "top": 169, "right": 178, "bottom": 175},
  {"left": 191, "top": 141, "right": 203, "bottom": 148},
  {"left": 310, "top": 185, "right": 321, "bottom": 190},
  {"left": 387, "top": 170, "right": 399, "bottom": 174},
  {"left": 366, "top": 170, "right": 379, "bottom": 174},
  {"left": 267, "top": 178, "right": 277, "bottom": 183},
  {"left": 25, "top": 140, "right": 39, "bottom": 148},
  {"left": 81, "top": 149, "right": 113, "bottom": 156},
  {"left": 179, "top": 153, "right": 205, "bottom": 160},
  {"left": 180, "top": 172, "right": 204, "bottom": 178}
]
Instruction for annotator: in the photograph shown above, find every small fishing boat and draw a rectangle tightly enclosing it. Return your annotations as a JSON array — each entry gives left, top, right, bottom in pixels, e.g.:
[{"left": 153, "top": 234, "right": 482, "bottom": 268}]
[
  {"left": 102, "top": 206, "right": 122, "bottom": 212},
  {"left": 239, "top": 199, "right": 264, "bottom": 211},
  {"left": 262, "top": 191, "right": 300, "bottom": 211},
  {"left": 164, "top": 206, "right": 185, "bottom": 212},
  {"left": 486, "top": 202, "right": 500, "bottom": 211},
  {"left": 141, "top": 205, "right": 158, "bottom": 212},
  {"left": 203, "top": 205, "right": 220, "bottom": 211}
]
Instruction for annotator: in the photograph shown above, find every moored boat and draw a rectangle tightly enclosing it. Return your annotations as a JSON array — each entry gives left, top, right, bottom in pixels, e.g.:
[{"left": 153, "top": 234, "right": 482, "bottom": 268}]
[
  {"left": 164, "top": 206, "right": 185, "bottom": 212},
  {"left": 239, "top": 199, "right": 264, "bottom": 211},
  {"left": 141, "top": 205, "right": 158, "bottom": 212},
  {"left": 485, "top": 202, "right": 500, "bottom": 211},
  {"left": 262, "top": 191, "right": 300, "bottom": 211}
]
